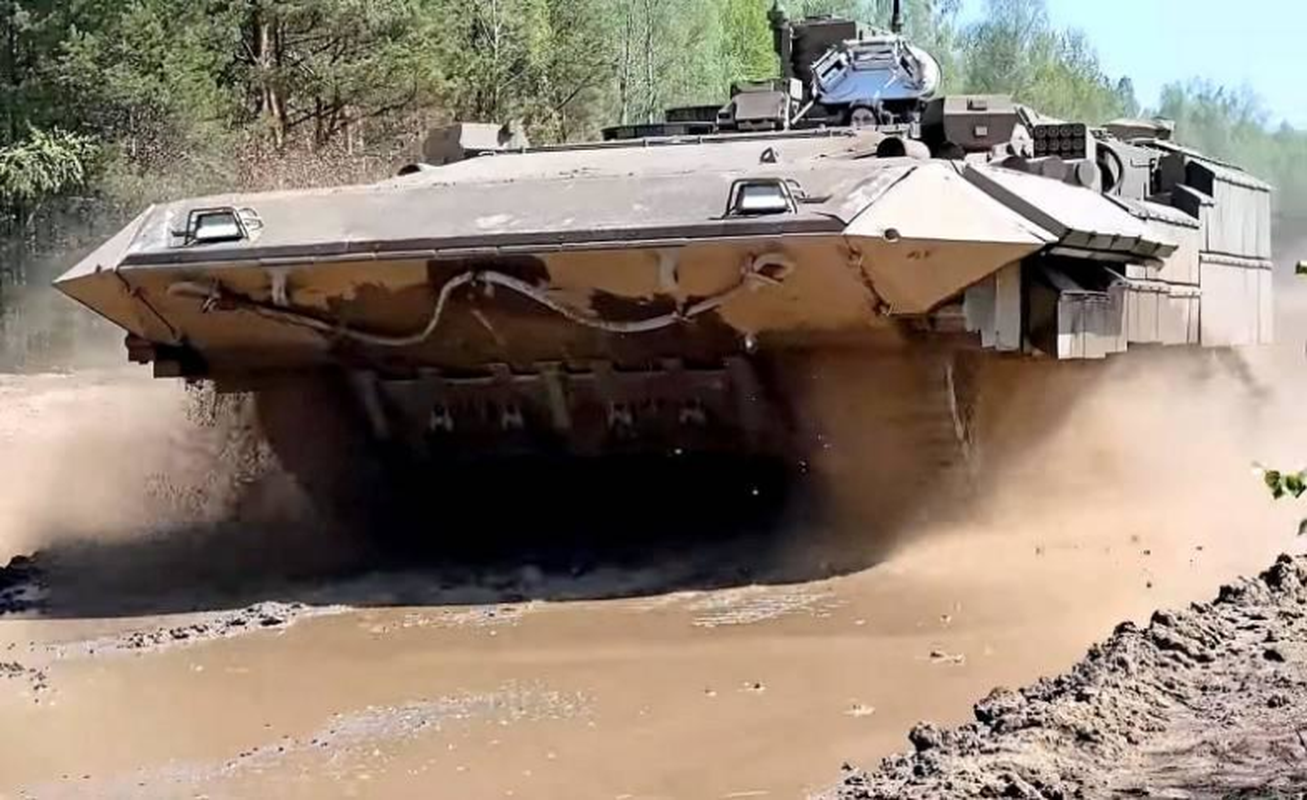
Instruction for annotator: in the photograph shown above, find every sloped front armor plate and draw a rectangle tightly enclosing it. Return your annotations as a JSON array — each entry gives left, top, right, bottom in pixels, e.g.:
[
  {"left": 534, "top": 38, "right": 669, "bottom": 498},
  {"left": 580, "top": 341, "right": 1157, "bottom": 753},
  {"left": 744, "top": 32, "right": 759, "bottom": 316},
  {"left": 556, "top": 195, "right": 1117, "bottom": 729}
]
[{"left": 842, "top": 162, "right": 1049, "bottom": 314}]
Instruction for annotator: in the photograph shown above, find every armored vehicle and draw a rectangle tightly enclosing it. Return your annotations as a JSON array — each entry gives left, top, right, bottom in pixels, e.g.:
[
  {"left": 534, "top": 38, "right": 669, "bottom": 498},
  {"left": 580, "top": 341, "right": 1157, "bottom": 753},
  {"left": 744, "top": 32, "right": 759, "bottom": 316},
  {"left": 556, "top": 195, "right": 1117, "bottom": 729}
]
[{"left": 54, "top": 2, "right": 1275, "bottom": 521}]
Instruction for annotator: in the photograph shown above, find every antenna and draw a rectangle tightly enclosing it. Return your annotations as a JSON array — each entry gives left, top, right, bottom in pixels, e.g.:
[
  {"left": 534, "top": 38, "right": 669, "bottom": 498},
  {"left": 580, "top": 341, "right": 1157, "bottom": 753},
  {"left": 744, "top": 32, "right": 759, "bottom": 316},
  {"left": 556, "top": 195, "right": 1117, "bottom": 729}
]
[{"left": 890, "top": 0, "right": 903, "bottom": 33}]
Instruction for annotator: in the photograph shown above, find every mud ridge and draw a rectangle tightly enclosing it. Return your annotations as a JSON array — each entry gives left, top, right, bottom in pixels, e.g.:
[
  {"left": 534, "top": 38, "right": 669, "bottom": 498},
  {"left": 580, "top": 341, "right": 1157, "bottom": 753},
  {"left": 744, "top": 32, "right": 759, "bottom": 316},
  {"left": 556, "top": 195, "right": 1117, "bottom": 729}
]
[
  {"left": 0, "top": 553, "right": 347, "bottom": 657},
  {"left": 43, "top": 600, "right": 352, "bottom": 658},
  {"left": 836, "top": 553, "right": 1307, "bottom": 800}
]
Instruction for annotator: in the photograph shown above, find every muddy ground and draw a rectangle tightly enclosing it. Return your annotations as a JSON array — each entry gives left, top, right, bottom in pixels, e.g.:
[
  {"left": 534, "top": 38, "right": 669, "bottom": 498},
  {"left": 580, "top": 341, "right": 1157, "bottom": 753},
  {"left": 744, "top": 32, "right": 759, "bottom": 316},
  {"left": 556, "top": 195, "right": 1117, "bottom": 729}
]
[
  {"left": 1, "top": 344, "right": 1306, "bottom": 799},
  {"left": 837, "top": 553, "right": 1307, "bottom": 800}
]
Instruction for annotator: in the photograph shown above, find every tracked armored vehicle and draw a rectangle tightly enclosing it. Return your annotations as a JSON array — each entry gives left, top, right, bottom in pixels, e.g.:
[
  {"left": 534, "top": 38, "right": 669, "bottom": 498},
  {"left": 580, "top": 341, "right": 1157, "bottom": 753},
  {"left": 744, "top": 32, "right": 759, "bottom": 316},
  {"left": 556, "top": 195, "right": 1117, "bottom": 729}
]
[{"left": 55, "top": 2, "right": 1275, "bottom": 525}]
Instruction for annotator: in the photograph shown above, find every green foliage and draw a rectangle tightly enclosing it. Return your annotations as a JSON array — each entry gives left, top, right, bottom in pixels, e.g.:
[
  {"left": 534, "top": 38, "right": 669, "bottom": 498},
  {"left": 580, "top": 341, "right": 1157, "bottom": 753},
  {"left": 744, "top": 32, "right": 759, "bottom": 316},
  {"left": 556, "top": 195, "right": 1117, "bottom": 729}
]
[
  {"left": 1261, "top": 468, "right": 1307, "bottom": 501},
  {"left": 223, "top": 0, "right": 446, "bottom": 147},
  {"left": 719, "top": 0, "right": 778, "bottom": 83},
  {"left": 1256, "top": 466, "right": 1307, "bottom": 536},
  {"left": 433, "top": 0, "right": 635, "bottom": 139},
  {"left": 0, "top": 126, "right": 94, "bottom": 328},
  {"left": 0, "top": 128, "right": 93, "bottom": 207},
  {"left": 956, "top": 0, "right": 1134, "bottom": 123}
]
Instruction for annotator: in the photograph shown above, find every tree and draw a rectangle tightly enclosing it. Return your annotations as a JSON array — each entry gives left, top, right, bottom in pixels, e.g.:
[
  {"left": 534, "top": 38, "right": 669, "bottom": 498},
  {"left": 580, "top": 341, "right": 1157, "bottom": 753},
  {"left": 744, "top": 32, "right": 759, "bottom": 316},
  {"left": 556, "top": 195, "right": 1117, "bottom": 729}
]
[
  {"left": 787, "top": 0, "right": 879, "bottom": 18},
  {"left": 533, "top": 0, "right": 622, "bottom": 140},
  {"left": 230, "top": 0, "right": 441, "bottom": 149},
  {"left": 0, "top": 127, "right": 91, "bottom": 208},
  {"left": 607, "top": 0, "right": 727, "bottom": 123},
  {"left": 719, "top": 0, "right": 777, "bottom": 84},
  {"left": 957, "top": 0, "right": 1130, "bottom": 122},
  {"left": 1115, "top": 77, "right": 1140, "bottom": 118},
  {"left": 427, "top": 0, "right": 619, "bottom": 141},
  {"left": 53, "top": 0, "right": 237, "bottom": 169},
  {"left": 0, "top": 126, "right": 92, "bottom": 288}
]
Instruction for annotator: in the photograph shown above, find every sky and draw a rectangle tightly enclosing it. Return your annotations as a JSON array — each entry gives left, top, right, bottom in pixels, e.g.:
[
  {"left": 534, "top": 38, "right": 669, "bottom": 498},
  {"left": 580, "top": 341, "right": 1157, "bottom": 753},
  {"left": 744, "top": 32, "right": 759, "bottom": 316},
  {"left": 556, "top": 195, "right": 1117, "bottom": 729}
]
[{"left": 958, "top": 0, "right": 1307, "bottom": 128}]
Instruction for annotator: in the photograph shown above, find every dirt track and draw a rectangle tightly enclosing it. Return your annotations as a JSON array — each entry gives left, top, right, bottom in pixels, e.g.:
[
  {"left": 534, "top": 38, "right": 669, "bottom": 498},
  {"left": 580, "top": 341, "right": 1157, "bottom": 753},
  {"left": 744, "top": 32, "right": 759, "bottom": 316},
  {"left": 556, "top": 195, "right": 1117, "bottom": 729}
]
[{"left": 0, "top": 354, "right": 1305, "bottom": 799}]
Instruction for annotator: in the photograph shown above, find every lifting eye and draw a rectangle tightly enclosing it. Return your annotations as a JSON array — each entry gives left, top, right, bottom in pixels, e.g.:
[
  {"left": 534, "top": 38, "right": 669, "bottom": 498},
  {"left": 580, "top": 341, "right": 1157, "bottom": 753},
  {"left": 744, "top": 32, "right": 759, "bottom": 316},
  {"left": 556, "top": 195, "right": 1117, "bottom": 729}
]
[{"left": 725, "top": 179, "right": 797, "bottom": 217}]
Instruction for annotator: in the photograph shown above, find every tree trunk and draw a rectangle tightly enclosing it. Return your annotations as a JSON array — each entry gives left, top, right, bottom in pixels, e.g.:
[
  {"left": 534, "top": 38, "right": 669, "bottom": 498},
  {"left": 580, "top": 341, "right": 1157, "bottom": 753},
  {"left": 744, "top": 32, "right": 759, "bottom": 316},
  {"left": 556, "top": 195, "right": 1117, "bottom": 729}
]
[
  {"left": 313, "top": 96, "right": 324, "bottom": 148},
  {"left": 2, "top": 0, "right": 19, "bottom": 147},
  {"left": 618, "top": 2, "right": 633, "bottom": 125},
  {"left": 490, "top": 0, "right": 503, "bottom": 120},
  {"left": 251, "top": 3, "right": 288, "bottom": 147},
  {"left": 642, "top": 0, "right": 656, "bottom": 123}
]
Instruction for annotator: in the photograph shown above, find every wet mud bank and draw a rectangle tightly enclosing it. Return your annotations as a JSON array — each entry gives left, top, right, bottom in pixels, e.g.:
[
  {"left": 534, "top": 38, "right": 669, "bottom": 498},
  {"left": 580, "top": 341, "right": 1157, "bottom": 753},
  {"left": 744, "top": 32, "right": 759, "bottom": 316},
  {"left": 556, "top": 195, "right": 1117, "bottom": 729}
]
[
  {"left": 837, "top": 553, "right": 1307, "bottom": 800},
  {"left": 0, "top": 552, "right": 343, "bottom": 651}
]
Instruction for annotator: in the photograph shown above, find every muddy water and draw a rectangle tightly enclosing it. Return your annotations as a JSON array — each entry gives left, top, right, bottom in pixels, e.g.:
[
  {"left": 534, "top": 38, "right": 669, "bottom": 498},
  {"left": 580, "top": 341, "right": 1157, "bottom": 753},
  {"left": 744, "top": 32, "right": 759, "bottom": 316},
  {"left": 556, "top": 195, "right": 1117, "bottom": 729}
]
[{"left": 0, "top": 351, "right": 1304, "bottom": 800}]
